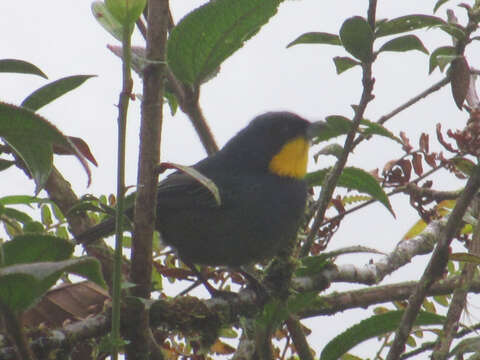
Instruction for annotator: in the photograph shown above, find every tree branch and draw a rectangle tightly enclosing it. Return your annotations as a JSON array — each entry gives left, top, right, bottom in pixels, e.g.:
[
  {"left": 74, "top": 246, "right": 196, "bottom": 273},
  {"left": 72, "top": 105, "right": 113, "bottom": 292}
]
[
  {"left": 431, "top": 199, "right": 480, "bottom": 359},
  {"left": 126, "top": 0, "right": 169, "bottom": 358},
  {"left": 386, "top": 165, "right": 480, "bottom": 360}
]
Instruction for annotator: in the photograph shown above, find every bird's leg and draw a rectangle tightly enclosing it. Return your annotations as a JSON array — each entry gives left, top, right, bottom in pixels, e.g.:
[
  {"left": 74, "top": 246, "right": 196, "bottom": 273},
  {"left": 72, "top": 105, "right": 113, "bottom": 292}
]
[{"left": 182, "top": 261, "right": 219, "bottom": 296}]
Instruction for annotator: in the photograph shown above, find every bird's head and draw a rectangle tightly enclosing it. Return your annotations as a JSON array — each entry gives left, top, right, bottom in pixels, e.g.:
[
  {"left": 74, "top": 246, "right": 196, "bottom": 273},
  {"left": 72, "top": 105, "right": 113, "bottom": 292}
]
[{"left": 221, "top": 112, "right": 326, "bottom": 179}]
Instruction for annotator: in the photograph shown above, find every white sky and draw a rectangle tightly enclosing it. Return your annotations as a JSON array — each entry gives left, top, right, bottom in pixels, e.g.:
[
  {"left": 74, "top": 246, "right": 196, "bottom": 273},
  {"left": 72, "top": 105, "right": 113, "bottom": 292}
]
[{"left": 2, "top": 0, "right": 479, "bottom": 358}]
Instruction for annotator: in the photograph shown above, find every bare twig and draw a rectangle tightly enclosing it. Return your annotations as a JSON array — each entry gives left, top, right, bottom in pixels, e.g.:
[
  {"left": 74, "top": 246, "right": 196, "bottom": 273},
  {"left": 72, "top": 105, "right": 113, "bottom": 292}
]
[{"left": 378, "top": 77, "right": 450, "bottom": 127}]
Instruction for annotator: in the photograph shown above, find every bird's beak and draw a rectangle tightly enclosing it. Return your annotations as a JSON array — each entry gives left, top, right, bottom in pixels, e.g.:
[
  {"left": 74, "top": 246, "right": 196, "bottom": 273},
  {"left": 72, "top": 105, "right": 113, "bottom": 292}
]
[{"left": 306, "top": 120, "right": 328, "bottom": 141}]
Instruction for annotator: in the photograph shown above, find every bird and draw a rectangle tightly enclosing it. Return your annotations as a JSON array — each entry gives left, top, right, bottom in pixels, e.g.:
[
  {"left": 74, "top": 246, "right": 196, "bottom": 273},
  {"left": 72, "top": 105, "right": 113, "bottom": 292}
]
[{"left": 77, "top": 112, "right": 324, "bottom": 292}]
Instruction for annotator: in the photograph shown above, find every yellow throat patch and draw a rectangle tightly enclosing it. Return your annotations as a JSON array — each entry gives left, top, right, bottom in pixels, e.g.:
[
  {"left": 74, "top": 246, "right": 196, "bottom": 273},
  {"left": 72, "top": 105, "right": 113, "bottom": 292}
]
[{"left": 268, "top": 136, "right": 309, "bottom": 179}]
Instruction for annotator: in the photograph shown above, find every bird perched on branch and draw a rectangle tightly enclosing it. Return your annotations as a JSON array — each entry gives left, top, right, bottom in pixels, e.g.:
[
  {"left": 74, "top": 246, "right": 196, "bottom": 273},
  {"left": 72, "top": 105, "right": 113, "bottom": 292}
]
[{"left": 77, "top": 112, "right": 324, "bottom": 293}]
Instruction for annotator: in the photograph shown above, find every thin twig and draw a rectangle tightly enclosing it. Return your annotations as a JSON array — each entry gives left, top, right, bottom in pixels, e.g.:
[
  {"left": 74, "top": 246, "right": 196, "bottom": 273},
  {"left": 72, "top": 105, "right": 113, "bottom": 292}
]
[
  {"left": 285, "top": 316, "right": 314, "bottom": 360},
  {"left": 300, "top": 0, "right": 377, "bottom": 257}
]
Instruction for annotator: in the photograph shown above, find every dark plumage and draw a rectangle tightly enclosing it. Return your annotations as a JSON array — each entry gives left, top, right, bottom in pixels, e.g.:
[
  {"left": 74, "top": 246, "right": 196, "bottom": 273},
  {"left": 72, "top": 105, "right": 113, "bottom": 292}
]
[{"left": 77, "top": 112, "right": 322, "bottom": 268}]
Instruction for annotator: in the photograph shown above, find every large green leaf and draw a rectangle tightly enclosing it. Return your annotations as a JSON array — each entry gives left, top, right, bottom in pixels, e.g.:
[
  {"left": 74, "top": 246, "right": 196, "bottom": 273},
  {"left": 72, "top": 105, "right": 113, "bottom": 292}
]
[
  {"left": 287, "top": 32, "right": 341, "bottom": 48},
  {"left": 306, "top": 166, "right": 394, "bottom": 215},
  {"left": 320, "top": 311, "right": 445, "bottom": 360},
  {"left": 377, "top": 35, "right": 429, "bottom": 55},
  {"left": 0, "top": 195, "right": 47, "bottom": 206},
  {"left": 312, "top": 115, "right": 352, "bottom": 142},
  {"left": 339, "top": 16, "right": 373, "bottom": 63},
  {"left": 0, "top": 257, "right": 105, "bottom": 312},
  {"left": 360, "top": 119, "right": 402, "bottom": 144},
  {"left": 0, "top": 102, "right": 91, "bottom": 191},
  {"left": 21, "top": 75, "right": 96, "bottom": 111},
  {"left": 1, "top": 235, "right": 74, "bottom": 266},
  {"left": 375, "top": 15, "right": 445, "bottom": 37},
  {"left": 312, "top": 116, "right": 400, "bottom": 144},
  {"left": 167, "top": 0, "right": 281, "bottom": 85},
  {"left": 0, "top": 59, "right": 47, "bottom": 78}
]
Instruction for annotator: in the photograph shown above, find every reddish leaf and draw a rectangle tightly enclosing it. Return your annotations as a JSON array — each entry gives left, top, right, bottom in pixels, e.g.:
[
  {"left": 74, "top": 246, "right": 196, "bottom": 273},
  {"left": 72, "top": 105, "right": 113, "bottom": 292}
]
[
  {"left": 450, "top": 56, "right": 470, "bottom": 109},
  {"left": 53, "top": 136, "right": 98, "bottom": 166},
  {"left": 436, "top": 123, "right": 458, "bottom": 153},
  {"left": 419, "top": 133, "right": 429, "bottom": 154},
  {"left": 412, "top": 153, "right": 423, "bottom": 176},
  {"left": 400, "top": 131, "right": 413, "bottom": 153},
  {"left": 425, "top": 153, "right": 438, "bottom": 168},
  {"left": 383, "top": 159, "right": 397, "bottom": 174},
  {"left": 398, "top": 159, "right": 412, "bottom": 182}
]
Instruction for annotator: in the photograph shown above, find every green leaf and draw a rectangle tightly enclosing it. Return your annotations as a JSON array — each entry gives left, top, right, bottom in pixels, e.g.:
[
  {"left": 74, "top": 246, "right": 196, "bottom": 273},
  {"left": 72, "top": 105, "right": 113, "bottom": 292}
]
[
  {"left": 0, "top": 257, "right": 105, "bottom": 312},
  {"left": 0, "top": 102, "right": 91, "bottom": 192},
  {"left": 360, "top": 119, "right": 402, "bottom": 144},
  {"left": 0, "top": 59, "right": 47, "bottom": 79},
  {"left": 378, "top": 35, "right": 428, "bottom": 54},
  {"left": 451, "top": 157, "right": 475, "bottom": 176},
  {"left": 41, "top": 205, "right": 52, "bottom": 226},
  {"left": 0, "top": 159, "right": 14, "bottom": 171},
  {"left": 0, "top": 195, "right": 46, "bottom": 206},
  {"left": 320, "top": 311, "right": 445, "bottom": 360},
  {"left": 450, "top": 252, "right": 480, "bottom": 265},
  {"left": 339, "top": 16, "right": 374, "bottom": 63},
  {"left": 0, "top": 207, "right": 33, "bottom": 224},
  {"left": 1, "top": 234, "right": 74, "bottom": 266},
  {"left": 434, "top": 0, "right": 452, "bottom": 13},
  {"left": 437, "top": 24, "right": 466, "bottom": 41},
  {"left": 433, "top": 295, "right": 449, "bottom": 307},
  {"left": 296, "top": 256, "right": 331, "bottom": 277},
  {"left": 375, "top": 15, "right": 445, "bottom": 37},
  {"left": 333, "top": 56, "right": 360, "bottom": 75},
  {"left": 159, "top": 162, "right": 221, "bottom": 206},
  {"left": 287, "top": 32, "right": 341, "bottom": 48},
  {"left": 167, "top": 0, "right": 281, "bottom": 85},
  {"left": 91, "top": 1, "right": 124, "bottom": 41},
  {"left": 306, "top": 167, "right": 394, "bottom": 216},
  {"left": 23, "top": 221, "right": 44, "bottom": 234},
  {"left": 429, "top": 46, "right": 456, "bottom": 74},
  {"left": 105, "top": 0, "right": 147, "bottom": 26},
  {"left": 312, "top": 115, "right": 353, "bottom": 143},
  {"left": 315, "top": 143, "right": 344, "bottom": 159},
  {"left": 21, "top": 75, "right": 96, "bottom": 111},
  {"left": 164, "top": 91, "right": 178, "bottom": 116}
]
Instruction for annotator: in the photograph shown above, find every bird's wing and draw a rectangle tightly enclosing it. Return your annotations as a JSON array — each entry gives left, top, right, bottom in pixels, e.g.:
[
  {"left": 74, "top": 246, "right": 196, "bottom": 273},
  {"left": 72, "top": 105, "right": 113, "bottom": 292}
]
[{"left": 157, "top": 171, "right": 221, "bottom": 210}]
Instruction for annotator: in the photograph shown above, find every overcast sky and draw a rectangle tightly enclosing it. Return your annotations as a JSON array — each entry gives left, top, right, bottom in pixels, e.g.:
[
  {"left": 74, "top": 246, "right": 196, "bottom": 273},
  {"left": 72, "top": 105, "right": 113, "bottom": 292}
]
[{"left": 2, "top": 0, "right": 478, "bottom": 357}]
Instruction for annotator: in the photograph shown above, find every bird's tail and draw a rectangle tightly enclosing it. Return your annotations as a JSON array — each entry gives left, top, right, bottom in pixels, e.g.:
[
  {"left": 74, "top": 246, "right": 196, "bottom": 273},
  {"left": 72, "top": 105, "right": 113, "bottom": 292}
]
[{"left": 76, "top": 217, "right": 116, "bottom": 244}]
